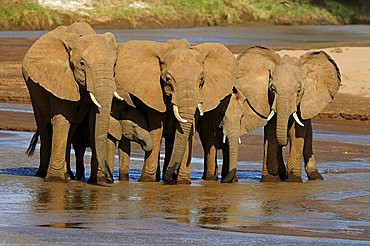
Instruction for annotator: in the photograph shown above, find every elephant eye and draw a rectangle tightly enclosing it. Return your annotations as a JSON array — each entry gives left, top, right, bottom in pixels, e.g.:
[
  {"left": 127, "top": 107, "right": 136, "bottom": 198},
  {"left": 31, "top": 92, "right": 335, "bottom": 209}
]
[
  {"left": 199, "top": 73, "right": 205, "bottom": 88},
  {"left": 165, "top": 74, "right": 172, "bottom": 84},
  {"left": 79, "top": 59, "right": 86, "bottom": 67},
  {"left": 270, "top": 84, "right": 276, "bottom": 92}
]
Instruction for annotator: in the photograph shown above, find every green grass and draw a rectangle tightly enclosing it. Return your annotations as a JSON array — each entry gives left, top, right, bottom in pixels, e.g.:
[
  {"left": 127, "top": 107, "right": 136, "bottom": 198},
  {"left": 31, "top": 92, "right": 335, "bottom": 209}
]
[
  {"left": 0, "top": 0, "right": 66, "bottom": 29},
  {"left": 0, "top": 0, "right": 369, "bottom": 30}
]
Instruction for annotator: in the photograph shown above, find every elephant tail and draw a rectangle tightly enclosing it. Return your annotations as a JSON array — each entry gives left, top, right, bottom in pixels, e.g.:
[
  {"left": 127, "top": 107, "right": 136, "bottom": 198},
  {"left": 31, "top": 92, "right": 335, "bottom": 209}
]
[{"left": 26, "top": 130, "right": 39, "bottom": 157}]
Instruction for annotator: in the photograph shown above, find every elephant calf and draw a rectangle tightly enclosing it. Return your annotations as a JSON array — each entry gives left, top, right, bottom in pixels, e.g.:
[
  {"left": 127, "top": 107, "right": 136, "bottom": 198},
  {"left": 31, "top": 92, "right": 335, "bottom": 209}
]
[{"left": 70, "top": 103, "right": 153, "bottom": 182}]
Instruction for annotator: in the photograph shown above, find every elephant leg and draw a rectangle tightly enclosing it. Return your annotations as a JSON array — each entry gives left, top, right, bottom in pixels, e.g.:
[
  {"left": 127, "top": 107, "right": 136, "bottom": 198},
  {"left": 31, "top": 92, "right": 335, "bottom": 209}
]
[
  {"left": 261, "top": 120, "right": 286, "bottom": 182},
  {"left": 163, "top": 133, "right": 174, "bottom": 180},
  {"left": 118, "top": 137, "right": 130, "bottom": 181},
  {"left": 200, "top": 139, "right": 218, "bottom": 181},
  {"left": 66, "top": 124, "right": 78, "bottom": 180},
  {"left": 286, "top": 122, "right": 305, "bottom": 182},
  {"left": 303, "top": 120, "right": 323, "bottom": 180},
  {"left": 140, "top": 110, "right": 163, "bottom": 182},
  {"left": 221, "top": 141, "right": 229, "bottom": 180},
  {"left": 45, "top": 114, "right": 70, "bottom": 182},
  {"left": 74, "top": 146, "right": 86, "bottom": 181},
  {"left": 36, "top": 122, "right": 52, "bottom": 178},
  {"left": 177, "top": 134, "right": 194, "bottom": 184},
  {"left": 197, "top": 118, "right": 218, "bottom": 181}
]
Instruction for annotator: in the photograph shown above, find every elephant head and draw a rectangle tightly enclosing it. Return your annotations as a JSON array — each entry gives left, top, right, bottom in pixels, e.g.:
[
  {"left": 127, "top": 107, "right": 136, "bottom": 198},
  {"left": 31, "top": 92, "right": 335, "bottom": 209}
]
[
  {"left": 237, "top": 46, "right": 341, "bottom": 146},
  {"left": 219, "top": 86, "right": 268, "bottom": 183},
  {"left": 22, "top": 22, "right": 118, "bottom": 182},
  {"left": 114, "top": 40, "right": 237, "bottom": 184}
]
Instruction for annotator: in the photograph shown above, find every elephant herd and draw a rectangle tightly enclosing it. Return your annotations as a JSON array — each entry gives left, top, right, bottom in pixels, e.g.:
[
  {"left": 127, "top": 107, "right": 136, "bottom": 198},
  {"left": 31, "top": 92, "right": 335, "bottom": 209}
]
[{"left": 23, "top": 22, "right": 341, "bottom": 185}]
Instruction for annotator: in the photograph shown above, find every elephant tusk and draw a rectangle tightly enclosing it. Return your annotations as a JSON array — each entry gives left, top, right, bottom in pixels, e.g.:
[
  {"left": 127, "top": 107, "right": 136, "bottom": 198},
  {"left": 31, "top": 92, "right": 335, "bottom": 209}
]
[
  {"left": 114, "top": 91, "right": 124, "bottom": 101},
  {"left": 293, "top": 112, "right": 304, "bottom": 127},
  {"left": 173, "top": 105, "right": 187, "bottom": 123},
  {"left": 238, "top": 137, "right": 242, "bottom": 144},
  {"left": 223, "top": 134, "right": 226, "bottom": 143},
  {"left": 266, "top": 110, "right": 275, "bottom": 121},
  {"left": 89, "top": 92, "right": 101, "bottom": 108},
  {"left": 197, "top": 103, "right": 204, "bottom": 116}
]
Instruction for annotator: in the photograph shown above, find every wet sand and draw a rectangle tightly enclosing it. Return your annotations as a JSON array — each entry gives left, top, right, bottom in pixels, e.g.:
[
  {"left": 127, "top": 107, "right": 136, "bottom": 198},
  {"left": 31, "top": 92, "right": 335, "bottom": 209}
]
[{"left": 0, "top": 32, "right": 370, "bottom": 244}]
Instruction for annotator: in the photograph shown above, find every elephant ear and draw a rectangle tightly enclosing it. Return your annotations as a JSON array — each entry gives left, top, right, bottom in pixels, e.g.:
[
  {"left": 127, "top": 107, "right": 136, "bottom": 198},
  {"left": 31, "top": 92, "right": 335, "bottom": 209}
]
[
  {"left": 22, "top": 26, "right": 80, "bottom": 101},
  {"left": 235, "top": 87, "right": 267, "bottom": 136},
  {"left": 192, "top": 43, "right": 237, "bottom": 112},
  {"left": 237, "top": 46, "right": 280, "bottom": 118},
  {"left": 115, "top": 40, "right": 169, "bottom": 112},
  {"left": 299, "top": 51, "right": 341, "bottom": 119}
]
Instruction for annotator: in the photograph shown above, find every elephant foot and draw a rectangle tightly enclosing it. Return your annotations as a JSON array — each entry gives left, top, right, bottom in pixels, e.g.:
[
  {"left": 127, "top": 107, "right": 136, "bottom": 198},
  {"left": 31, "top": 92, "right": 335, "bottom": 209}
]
[
  {"left": 177, "top": 179, "right": 191, "bottom": 184},
  {"left": 260, "top": 174, "right": 280, "bottom": 182},
  {"left": 139, "top": 174, "right": 156, "bottom": 182},
  {"left": 221, "top": 169, "right": 238, "bottom": 183},
  {"left": 308, "top": 171, "right": 324, "bottom": 181},
  {"left": 97, "top": 175, "right": 114, "bottom": 185},
  {"left": 45, "top": 172, "right": 70, "bottom": 183},
  {"left": 285, "top": 173, "right": 303, "bottom": 182},
  {"left": 119, "top": 173, "right": 129, "bottom": 181},
  {"left": 205, "top": 175, "right": 218, "bottom": 181},
  {"left": 75, "top": 174, "right": 85, "bottom": 181},
  {"left": 35, "top": 169, "right": 47, "bottom": 178}
]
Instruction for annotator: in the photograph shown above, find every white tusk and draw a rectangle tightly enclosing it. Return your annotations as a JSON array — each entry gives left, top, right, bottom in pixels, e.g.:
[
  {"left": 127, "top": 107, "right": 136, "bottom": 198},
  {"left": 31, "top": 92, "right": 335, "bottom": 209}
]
[
  {"left": 293, "top": 112, "right": 304, "bottom": 127},
  {"left": 238, "top": 137, "right": 242, "bottom": 144},
  {"left": 197, "top": 103, "right": 204, "bottom": 116},
  {"left": 173, "top": 105, "right": 187, "bottom": 123},
  {"left": 89, "top": 92, "right": 101, "bottom": 108},
  {"left": 266, "top": 110, "right": 275, "bottom": 121},
  {"left": 223, "top": 135, "right": 226, "bottom": 143},
  {"left": 114, "top": 91, "right": 124, "bottom": 101}
]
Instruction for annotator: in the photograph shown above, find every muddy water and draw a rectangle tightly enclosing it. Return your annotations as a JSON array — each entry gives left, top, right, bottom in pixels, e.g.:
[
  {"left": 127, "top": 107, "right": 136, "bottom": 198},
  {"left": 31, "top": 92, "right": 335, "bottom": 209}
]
[{"left": 0, "top": 128, "right": 369, "bottom": 245}]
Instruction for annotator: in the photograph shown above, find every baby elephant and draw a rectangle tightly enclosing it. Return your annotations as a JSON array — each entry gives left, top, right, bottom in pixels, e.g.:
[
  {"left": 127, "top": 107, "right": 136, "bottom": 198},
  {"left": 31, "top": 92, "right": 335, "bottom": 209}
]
[{"left": 71, "top": 108, "right": 152, "bottom": 182}]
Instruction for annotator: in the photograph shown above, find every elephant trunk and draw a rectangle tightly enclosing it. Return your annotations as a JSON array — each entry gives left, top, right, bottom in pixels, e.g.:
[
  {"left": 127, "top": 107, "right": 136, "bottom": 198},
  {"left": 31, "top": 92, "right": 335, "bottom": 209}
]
[
  {"left": 136, "top": 129, "right": 153, "bottom": 152},
  {"left": 93, "top": 79, "right": 114, "bottom": 183},
  {"left": 164, "top": 106, "right": 194, "bottom": 184},
  {"left": 221, "top": 131, "right": 239, "bottom": 183},
  {"left": 276, "top": 95, "right": 292, "bottom": 146}
]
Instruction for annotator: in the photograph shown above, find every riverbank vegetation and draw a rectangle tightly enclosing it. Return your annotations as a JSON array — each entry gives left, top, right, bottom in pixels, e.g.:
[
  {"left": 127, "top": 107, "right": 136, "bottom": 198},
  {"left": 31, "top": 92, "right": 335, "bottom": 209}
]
[{"left": 0, "top": 0, "right": 369, "bottom": 30}]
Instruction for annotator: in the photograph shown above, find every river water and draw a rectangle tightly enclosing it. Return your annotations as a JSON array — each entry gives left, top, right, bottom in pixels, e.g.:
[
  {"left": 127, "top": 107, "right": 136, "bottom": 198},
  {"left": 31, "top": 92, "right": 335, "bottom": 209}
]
[
  {"left": 1, "top": 26, "right": 370, "bottom": 244},
  {"left": 1, "top": 25, "right": 370, "bottom": 46}
]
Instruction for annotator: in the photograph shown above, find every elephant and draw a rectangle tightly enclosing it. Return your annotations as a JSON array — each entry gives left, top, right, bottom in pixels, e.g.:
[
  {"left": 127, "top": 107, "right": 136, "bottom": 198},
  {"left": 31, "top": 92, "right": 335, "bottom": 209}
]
[
  {"left": 22, "top": 22, "right": 118, "bottom": 183},
  {"left": 197, "top": 86, "right": 266, "bottom": 183},
  {"left": 114, "top": 39, "right": 237, "bottom": 184},
  {"left": 236, "top": 46, "right": 341, "bottom": 182},
  {"left": 107, "top": 98, "right": 153, "bottom": 181},
  {"left": 69, "top": 100, "right": 153, "bottom": 181}
]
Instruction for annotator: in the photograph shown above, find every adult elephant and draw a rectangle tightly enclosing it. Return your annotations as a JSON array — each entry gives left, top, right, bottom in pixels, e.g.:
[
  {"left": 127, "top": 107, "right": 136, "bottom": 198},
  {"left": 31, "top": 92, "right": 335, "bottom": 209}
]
[
  {"left": 237, "top": 46, "right": 341, "bottom": 182},
  {"left": 23, "top": 22, "right": 118, "bottom": 183},
  {"left": 114, "top": 39, "right": 237, "bottom": 184},
  {"left": 197, "top": 86, "right": 266, "bottom": 183}
]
